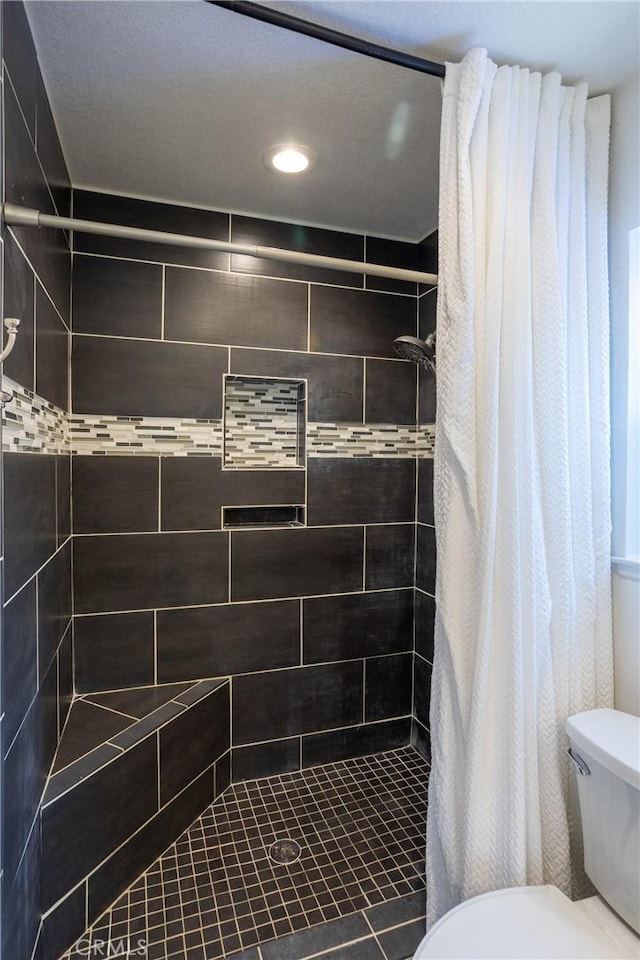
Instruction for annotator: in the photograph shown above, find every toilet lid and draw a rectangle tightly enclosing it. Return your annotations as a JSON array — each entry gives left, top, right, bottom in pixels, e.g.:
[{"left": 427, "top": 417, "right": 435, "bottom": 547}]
[{"left": 414, "top": 885, "right": 638, "bottom": 959}]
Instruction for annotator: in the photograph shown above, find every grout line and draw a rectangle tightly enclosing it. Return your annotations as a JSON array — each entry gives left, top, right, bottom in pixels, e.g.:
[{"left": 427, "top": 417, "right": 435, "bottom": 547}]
[
  {"left": 4, "top": 66, "right": 68, "bottom": 225},
  {"left": 156, "top": 730, "right": 161, "bottom": 811},
  {"left": 85, "top": 698, "right": 138, "bottom": 721},
  {"left": 157, "top": 457, "right": 162, "bottom": 532},
  {"left": 70, "top": 584, "right": 414, "bottom": 618},
  {"left": 32, "top": 271, "right": 38, "bottom": 393},
  {"left": 362, "top": 525, "right": 367, "bottom": 591},
  {"left": 153, "top": 610, "right": 158, "bottom": 685},
  {"left": 362, "top": 357, "right": 367, "bottom": 423},
  {"left": 70, "top": 521, "right": 417, "bottom": 539},
  {"left": 68, "top": 250, "right": 419, "bottom": 299},
  {"left": 6, "top": 226, "right": 70, "bottom": 331},
  {"left": 160, "top": 264, "right": 166, "bottom": 339},
  {"left": 68, "top": 328, "right": 417, "bottom": 361}
]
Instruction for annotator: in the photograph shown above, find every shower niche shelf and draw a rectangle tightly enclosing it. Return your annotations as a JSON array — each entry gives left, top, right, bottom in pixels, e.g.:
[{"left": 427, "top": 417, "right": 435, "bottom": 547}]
[
  {"left": 223, "top": 505, "right": 305, "bottom": 529},
  {"left": 223, "top": 374, "right": 306, "bottom": 470}
]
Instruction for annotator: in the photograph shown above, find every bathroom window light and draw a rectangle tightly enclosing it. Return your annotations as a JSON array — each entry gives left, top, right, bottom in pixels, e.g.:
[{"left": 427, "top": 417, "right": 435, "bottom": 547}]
[{"left": 265, "top": 144, "right": 316, "bottom": 174}]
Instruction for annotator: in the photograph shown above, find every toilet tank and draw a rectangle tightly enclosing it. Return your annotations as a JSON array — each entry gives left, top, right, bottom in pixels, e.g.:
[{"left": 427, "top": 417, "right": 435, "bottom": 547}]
[{"left": 566, "top": 708, "right": 640, "bottom": 934}]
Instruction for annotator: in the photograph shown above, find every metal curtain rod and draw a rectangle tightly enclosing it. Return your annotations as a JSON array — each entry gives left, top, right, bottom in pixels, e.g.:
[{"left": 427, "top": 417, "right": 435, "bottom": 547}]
[
  {"left": 208, "top": 1, "right": 446, "bottom": 79},
  {"left": 2, "top": 205, "right": 438, "bottom": 285}
]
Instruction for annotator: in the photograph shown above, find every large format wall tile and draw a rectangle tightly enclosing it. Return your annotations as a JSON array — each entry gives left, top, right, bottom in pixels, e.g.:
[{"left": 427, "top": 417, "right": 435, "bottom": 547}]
[
  {"left": 157, "top": 600, "right": 300, "bottom": 681},
  {"left": 74, "top": 611, "right": 155, "bottom": 692},
  {"left": 57, "top": 455, "right": 71, "bottom": 546},
  {"left": 2, "top": 653, "right": 56, "bottom": 892},
  {"left": 2, "top": 0, "right": 38, "bottom": 137},
  {"left": 41, "top": 736, "right": 159, "bottom": 911},
  {"left": 307, "top": 458, "right": 415, "bottom": 526},
  {"left": 418, "top": 458, "right": 434, "bottom": 525},
  {"left": 34, "top": 69, "right": 71, "bottom": 217},
  {"left": 309, "top": 286, "right": 416, "bottom": 359},
  {"left": 365, "top": 524, "right": 415, "bottom": 590},
  {"left": 87, "top": 763, "right": 217, "bottom": 922},
  {"left": 418, "top": 365, "right": 437, "bottom": 424},
  {"left": 232, "top": 662, "right": 363, "bottom": 744},
  {"left": 4, "top": 80, "right": 70, "bottom": 321},
  {"left": 35, "top": 283, "right": 69, "bottom": 412},
  {"left": 232, "top": 738, "right": 301, "bottom": 782},
  {"left": 73, "top": 190, "right": 229, "bottom": 269},
  {"left": 230, "top": 348, "right": 364, "bottom": 422},
  {"left": 1, "top": 818, "right": 41, "bottom": 960},
  {"left": 365, "top": 237, "right": 419, "bottom": 296},
  {"left": 2, "top": 580, "right": 38, "bottom": 747},
  {"left": 3, "top": 453, "right": 57, "bottom": 598},
  {"left": 2, "top": 230, "right": 35, "bottom": 390},
  {"left": 165, "top": 267, "right": 308, "bottom": 350},
  {"left": 159, "top": 458, "right": 304, "bottom": 532},
  {"left": 416, "top": 525, "right": 436, "bottom": 595},
  {"left": 303, "top": 591, "right": 413, "bottom": 663},
  {"left": 302, "top": 717, "right": 411, "bottom": 767},
  {"left": 231, "top": 526, "right": 364, "bottom": 601},
  {"left": 414, "top": 590, "right": 435, "bottom": 663},
  {"left": 230, "top": 215, "right": 364, "bottom": 287},
  {"left": 73, "top": 456, "right": 159, "bottom": 533},
  {"left": 2, "top": 696, "right": 42, "bottom": 882},
  {"left": 414, "top": 655, "right": 432, "bottom": 729},
  {"left": 37, "top": 541, "right": 72, "bottom": 680},
  {"left": 72, "top": 335, "right": 227, "bottom": 418},
  {"left": 365, "top": 653, "right": 413, "bottom": 721},
  {"left": 159, "top": 683, "right": 229, "bottom": 804},
  {"left": 37, "top": 884, "right": 86, "bottom": 960},
  {"left": 419, "top": 287, "right": 437, "bottom": 340},
  {"left": 72, "top": 255, "right": 163, "bottom": 338},
  {"left": 74, "top": 532, "right": 229, "bottom": 613},
  {"left": 365, "top": 358, "right": 417, "bottom": 424}
]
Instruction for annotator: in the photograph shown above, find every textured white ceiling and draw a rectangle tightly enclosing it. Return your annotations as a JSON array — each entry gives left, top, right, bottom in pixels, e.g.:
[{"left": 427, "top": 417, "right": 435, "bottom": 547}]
[{"left": 26, "top": 1, "right": 639, "bottom": 241}]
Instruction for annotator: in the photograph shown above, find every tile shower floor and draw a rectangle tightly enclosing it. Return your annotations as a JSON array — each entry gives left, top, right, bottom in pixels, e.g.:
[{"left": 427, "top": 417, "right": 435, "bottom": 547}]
[{"left": 62, "top": 748, "right": 429, "bottom": 960}]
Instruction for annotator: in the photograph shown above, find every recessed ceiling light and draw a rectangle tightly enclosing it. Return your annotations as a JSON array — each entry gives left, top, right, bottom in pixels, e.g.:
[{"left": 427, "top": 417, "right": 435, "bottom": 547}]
[{"left": 265, "top": 144, "right": 316, "bottom": 174}]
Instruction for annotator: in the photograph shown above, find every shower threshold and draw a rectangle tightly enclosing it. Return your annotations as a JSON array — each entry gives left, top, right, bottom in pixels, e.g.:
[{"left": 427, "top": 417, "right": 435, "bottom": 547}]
[{"left": 61, "top": 747, "right": 428, "bottom": 960}]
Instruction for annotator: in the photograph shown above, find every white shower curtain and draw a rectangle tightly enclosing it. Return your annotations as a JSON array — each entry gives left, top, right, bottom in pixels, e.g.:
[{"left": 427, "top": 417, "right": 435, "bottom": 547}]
[{"left": 425, "top": 48, "right": 614, "bottom": 927}]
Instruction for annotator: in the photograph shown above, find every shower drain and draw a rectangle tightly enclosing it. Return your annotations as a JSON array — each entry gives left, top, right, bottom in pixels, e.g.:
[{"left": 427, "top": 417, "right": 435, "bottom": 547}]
[{"left": 268, "top": 838, "right": 302, "bottom": 864}]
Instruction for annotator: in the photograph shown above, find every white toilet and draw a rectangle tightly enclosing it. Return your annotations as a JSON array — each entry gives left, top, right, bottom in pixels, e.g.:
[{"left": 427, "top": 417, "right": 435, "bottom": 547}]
[{"left": 414, "top": 708, "right": 640, "bottom": 959}]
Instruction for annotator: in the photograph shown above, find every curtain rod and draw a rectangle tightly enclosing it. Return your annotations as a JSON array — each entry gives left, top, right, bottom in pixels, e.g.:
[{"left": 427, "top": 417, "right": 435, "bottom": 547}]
[
  {"left": 2, "top": 205, "right": 438, "bottom": 285},
  {"left": 207, "top": 1, "right": 446, "bottom": 79}
]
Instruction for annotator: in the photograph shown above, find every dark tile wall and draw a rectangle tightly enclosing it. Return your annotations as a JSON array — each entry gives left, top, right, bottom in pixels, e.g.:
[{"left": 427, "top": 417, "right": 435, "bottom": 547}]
[
  {"left": 1, "top": 5, "right": 72, "bottom": 958},
  {"left": 0, "top": 7, "right": 437, "bottom": 952},
  {"left": 69, "top": 189, "right": 431, "bottom": 786},
  {"left": 413, "top": 236, "right": 437, "bottom": 757}
]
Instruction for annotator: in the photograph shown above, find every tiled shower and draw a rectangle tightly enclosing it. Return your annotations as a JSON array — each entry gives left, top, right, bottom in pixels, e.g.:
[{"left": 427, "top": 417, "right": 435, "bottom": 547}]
[{"left": 0, "top": 4, "right": 436, "bottom": 959}]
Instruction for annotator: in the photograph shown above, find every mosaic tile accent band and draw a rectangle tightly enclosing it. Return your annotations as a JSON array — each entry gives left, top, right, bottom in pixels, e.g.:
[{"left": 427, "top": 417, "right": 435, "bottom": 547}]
[
  {"left": 70, "top": 414, "right": 224, "bottom": 457},
  {"left": 1, "top": 377, "right": 68, "bottom": 455},
  {"left": 307, "top": 423, "right": 435, "bottom": 458},
  {"left": 2, "top": 378, "right": 435, "bottom": 459}
]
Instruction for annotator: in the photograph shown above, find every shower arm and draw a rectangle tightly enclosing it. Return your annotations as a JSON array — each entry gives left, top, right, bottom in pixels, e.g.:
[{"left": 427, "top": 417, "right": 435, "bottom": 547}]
[{"left": 2, "top": 204, "right": 438, "bottom": 286}]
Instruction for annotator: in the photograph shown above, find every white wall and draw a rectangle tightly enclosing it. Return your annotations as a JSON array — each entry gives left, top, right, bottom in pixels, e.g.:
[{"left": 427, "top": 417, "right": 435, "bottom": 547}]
[{"left": 608, "top": 73, "right": 640, "bottom": 717}]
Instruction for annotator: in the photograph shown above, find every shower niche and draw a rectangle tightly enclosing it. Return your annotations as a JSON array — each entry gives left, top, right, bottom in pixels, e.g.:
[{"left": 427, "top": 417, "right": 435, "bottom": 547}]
[
  {"left": 222, "top": 375, "right": 306, "bottom": 528},
  {"left": 223, "top": 374, "right": 306, "bottom": 469}
]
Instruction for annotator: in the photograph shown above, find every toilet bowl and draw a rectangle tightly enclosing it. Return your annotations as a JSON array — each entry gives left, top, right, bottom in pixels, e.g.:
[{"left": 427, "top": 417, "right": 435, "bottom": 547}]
[
  {"left": 413, "top": 885, "right": 639, "bottom": 959},
  {"left": 414, "top": 709, "right": 640, "bottom": 959}
]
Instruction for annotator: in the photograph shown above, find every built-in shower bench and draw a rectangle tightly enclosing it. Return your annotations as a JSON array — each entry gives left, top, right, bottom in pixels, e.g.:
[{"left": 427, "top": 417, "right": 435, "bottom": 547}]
[{"left": 39, "top": 677, "right": 231, "bottom": 953}]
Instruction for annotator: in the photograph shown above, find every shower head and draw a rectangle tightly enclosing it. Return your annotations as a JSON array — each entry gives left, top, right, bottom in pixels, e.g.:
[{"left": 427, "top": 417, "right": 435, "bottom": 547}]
[{"left": 393, "top": 333, "right": 436, "bottom": 375}]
